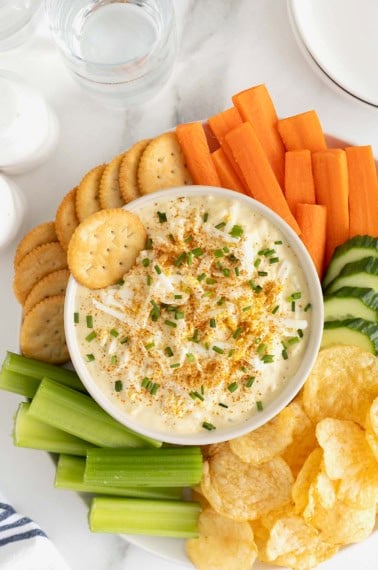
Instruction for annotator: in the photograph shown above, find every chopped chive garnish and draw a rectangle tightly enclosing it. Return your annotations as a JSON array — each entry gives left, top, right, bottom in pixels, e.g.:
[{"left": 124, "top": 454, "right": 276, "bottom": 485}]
[
  {"left": 288, "top": 336, "right": 300, "bottom": 345},
  {"left": 269, "top": 257, "right": 280, "bottom": 264},
  {"left": 214, "top": 249, "right": 224, "bottom": 258},
  {"left": 298, "top": 329, "right": 304, "bottom": 338},
  {"left": 146, "top": 275, "right": 152, "bottom": 286},
  {"left": 258, "top": 271, "right": 268, "bottom": 276},
  {"left": 240, "top": 366, "right": 247, "bottom": 372},
  {"left": 254, "top": 258, "right": 261, "bottom": 268},
  {"left": 228, "top": 254, "right": 238, "bottom": 263},
  {"left": 227, "top": 382, "right": 238, "bottom": 393},
  {"left": 227, "top": 349, "right": 235, "bottom": 358},
  {"left": 257, "top": 343, "right": 267, "bottom": 356},
  {"left": 242, "top": 305, "right": 252, "bottom": 312},
  {"left": 187, "top": 252, "right": 193, "bottom": 265},
  {"left": 291, "top": 301, "right": 296, "bottom": 312},
  {"left": 168, "top": 233, "right": 175, "bottom": 243},
  {"left": 165, "top": 320, "right": 177, "bottom": 328},
  {"left": 174, "top": 294, "right": 183, "bottom": 299},
  {"left": 282, "top": 349, "right": 288, "bottom": 360},
  {"left": 74, "top": 312, "right": 79, "bottom": 324},
  {"left": 281, "top": 340, "right": 287, "bottom": 348},
  {"left": 200, "top": 385, "right": 204, "bottom": 395},
  {"left": 229, "top": 225, "right": 243, "bottom": 238},
  {"left": 304, "top": 303, "right": 312, "bottom": 312},
  {"left": 262, "top": 354, "right": 274, "bottom": 363},
  {"left": 184, "top": 235, "right": 193, "bottom": 243},
  {"left": 234, "top": 267, "right": 239, "bottom": 277},
  {"left": 120, "top": 336, "right": 129, "bottom": 344},
  {"left": 233, "top": 327, "right": 243, "bottom": 339},
  {"left": 204, "top": 342, "right": 210, "bottom": 350},
  {"left": 175, "top": 310, "right": 185, "bottom": 320},
  {"left": 150, "top": 383, "right": 160, "bottom": 395},
  {"left": 210, "top": 318, "right": 216, "bottom": 328},
  {"left": 246, "top": 376, "right": 255, "bottom": 388},
  {"left": 86, "top": 354, "right": 95, "bottom": 362},
  {"left": 206, "top": 277, "right": 216, "bottom": 285},
  {"left": 186, "top": 353, "right": 195, "bottom": 363},
  {"left": 203, "top": 212, "right": 209, "bottom": 222},
  {"left": 223, "top": 246, "right": 229, "bottom": 253},
  {"left": 114, "top": 380, "right": 122, "bottom": 392},
  {"left": 290, "top": 291, "right": 302, "bottom": 300},
  {"left": 142, "top": 258, "right": 150, "bottom": 267},
  {"left": 110, "top": 329, "right": 119, "bottom": 337},
  {"left": 175, "top": 252, "right": 187, "bottom": 266},
  {"left": 146, "top": 237, "right": 153, "bottom": 250},
  {"left": 272, "top": 305, "right": 280, "bottom": 314},
  {"left": 192, "top": 247, "right": 203, "bottom": 257},
  {"left": 256, "top": 400, "right": 263, "bottom": 411},
  {"left": 85, "top": 331, "right": 97, "bottom": 342},
  {"left": 212, "top": 346, "right": 224, "bottom": 354},
  {"left": 215, "top": 221, "right": 226, "bottom": 230},
  {"left": 216, "top": 261, "right": 223, "bottom": 270},
  {"left": 117, "top": 278, "right": 125, "bottom": 286},
  {"left": 154, "top": 265, "right": 162, "bottom": 275},
  {"left": 258, "top": 248, "right": 270, "bottom": 255},
  {"left": 248, "top": 280, "right": 262, "bottom": 292},
  {"left": 202, "top": 421, "right": 216, "bottom": 431},
  {"left": 189, "top": 391, "right": 204, "bottom": 401},
  {"left": 145, "top": 342, "right": 155, "bottom": 350},
  {"left": 150, "top": 300, "right": 160, "bottom": 322},
  {"left": 264, "top": 249, "right": 276, "bottom": 257},
  {"left": 111, "top": 355, "right": 118, "bottom": 365},
  {"left": 141, "top": 377, "right": 150, "bottom": 388},
  {"left": 274, "top": 240, "right": 283, "bottom": 245},
  {"left": 157, "top": 211, "right": 167, "bottom": 223},
  {"left": 222, "top": 268, "right": 230, "bottom": 277},
  {"left": 197, "top": 273, "right": 206, "bottom": 282},
  {"left": 191, "top": 329, "right": 199, "bottom": 343},
  {"left": 217, "top": 296, "right": 225, "bottom": 306},
  {"left": 86, "top": 315, "right": 93, "bottom": 328},
  {"left": 218, "top": 402, "right": 229, "bottom": 408},
  {"left": 170, "top": 363, "right": 180, "bottom": 369},
  {"left": 165, "top": 346, "right": 174, "bottom": 357}
]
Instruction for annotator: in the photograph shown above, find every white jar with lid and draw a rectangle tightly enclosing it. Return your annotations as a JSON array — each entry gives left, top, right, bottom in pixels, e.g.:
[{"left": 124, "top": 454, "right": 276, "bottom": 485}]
[
  {"left": 0, "top": 174, "right": 26, "bottom": 250},
  {"left": 0, "top": 70, "right": 59, "bottom": 175}
]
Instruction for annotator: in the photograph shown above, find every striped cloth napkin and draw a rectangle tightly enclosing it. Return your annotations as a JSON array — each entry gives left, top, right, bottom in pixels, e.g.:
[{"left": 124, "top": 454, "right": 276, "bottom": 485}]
[{"left": 0, "top": 495, "right": 71, "bottom": 570}]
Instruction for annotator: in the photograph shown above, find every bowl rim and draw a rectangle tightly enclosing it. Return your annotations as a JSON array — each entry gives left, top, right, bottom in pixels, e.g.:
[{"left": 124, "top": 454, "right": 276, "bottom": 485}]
[{"left": 64, "top": 185, "right": 324, "bottom": 445}]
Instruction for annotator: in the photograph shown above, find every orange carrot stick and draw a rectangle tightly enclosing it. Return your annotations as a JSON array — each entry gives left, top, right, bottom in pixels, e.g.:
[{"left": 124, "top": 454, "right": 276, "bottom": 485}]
[
  {"left": 208, "top": 107, "right": 242, "bottom": 142},
  {"left": 296, "top": 203, "right": 327, "bottom": 278},
  {"left": 284, "top": 150, "right": 316, "bottom": 213},
  {"left": 345, "top": 146, "right": 378, "bottom": 238},
  {"left": 176, "top": 122, "right": 221, "bottom": 187},
  {"left": 225, "top": 122, "right": 301, "bottom": 234},
  {"left": 232, "top": 84, "right": 285, "bottom": 188},
  {"left": 312, "top": 149, "right": 349, "bottom": 264},
  {"left": 211, "top": 148, "right": 246, "bottom": 194},
  {"left": 278, "top": 110, "right": 327, "bottom": 152}
]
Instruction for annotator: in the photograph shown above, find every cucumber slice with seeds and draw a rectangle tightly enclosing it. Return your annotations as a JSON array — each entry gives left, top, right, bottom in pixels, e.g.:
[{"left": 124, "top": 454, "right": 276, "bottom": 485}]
[
  {"left": 321, "top": 319, "right": 378, "bottom": 355},
  {"left": 325, "top": 257, "right": 378, "bottom": 294},
  {"left": 324, "top": 287, "right": 378, "bottom": 323},
  {"left": 323, "top": 236, "right": 378, "bottom": 289}
]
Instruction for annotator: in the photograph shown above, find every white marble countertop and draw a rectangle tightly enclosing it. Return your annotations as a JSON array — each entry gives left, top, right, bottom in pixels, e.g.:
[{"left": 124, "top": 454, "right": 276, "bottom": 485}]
[{"left": 0, "top": 1, "right": 377, "bottom": 569}]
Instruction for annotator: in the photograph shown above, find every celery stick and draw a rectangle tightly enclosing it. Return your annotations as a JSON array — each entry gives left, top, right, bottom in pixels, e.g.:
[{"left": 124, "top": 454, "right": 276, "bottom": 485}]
[
  {"left": 3, "top": 351, "right": 85, "bottom": 393},
  {"left": 55, "top": 455, "right": 182, "bottom": 500},
  {"left": 85, "top": 447, "right": 202, "bottom": 487},
  {"left": 0, "top": 367, "right": 39, "bottom": 398},
  {"left": 13, "top": 403, "right": 93, "bottom": 456},
  {"left": 28, "top": 378, "right": 161, "bottom": 449},
  {"left": 89, "top": 497, "right": 201, "bottom": 537}
]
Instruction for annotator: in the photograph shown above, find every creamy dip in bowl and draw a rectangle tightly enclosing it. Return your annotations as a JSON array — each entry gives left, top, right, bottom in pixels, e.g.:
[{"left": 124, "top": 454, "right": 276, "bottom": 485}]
[{"left": 65, "top": 186, "right": 323, "bottom": 445}]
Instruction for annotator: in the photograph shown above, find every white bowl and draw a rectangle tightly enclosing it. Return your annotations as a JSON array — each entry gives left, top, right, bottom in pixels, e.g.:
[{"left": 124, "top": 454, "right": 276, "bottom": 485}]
[{"left": 65, "top": 186, "right": 323, "bottom": 445}]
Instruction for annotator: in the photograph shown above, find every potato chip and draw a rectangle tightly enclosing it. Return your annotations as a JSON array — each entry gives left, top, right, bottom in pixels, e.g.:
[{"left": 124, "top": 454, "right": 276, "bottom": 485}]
[
  {"left": 229, "top": 402, "right": 298, "bottom": 465},
  {"left": 292, "top": 448, "right": 323, "bottom": 514},
  {"left": 303, "top": 345, "right": 378, "bottom": 426},
  {"left": 200, "top": 444, "right": 293, "bottom": 521},
  {"left": 369, "top": 396, "right": 378, "bottom": 435},
  {"left": 280, "top": 400, "right": 317, "bottom": 477},
  {"left": 365, "top": 411, "right": 378, "bottom": 462},
  {"left": 186, "top": 509, "right": 257, "bottom": 570}
]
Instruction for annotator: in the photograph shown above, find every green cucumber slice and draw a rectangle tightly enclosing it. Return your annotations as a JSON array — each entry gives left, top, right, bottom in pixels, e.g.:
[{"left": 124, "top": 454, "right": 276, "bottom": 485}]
[
  {"left": 324, "top": 287, "right": 378, "bottom": 323},
  {"left": 325, "top": 257, "right": 378, "bottom": 294},
  {"left": 323, "top": 236, "right": 378, "bottom": 289},
  {"left": 321, "top": 319, "right": 378, "bottom": 355}
]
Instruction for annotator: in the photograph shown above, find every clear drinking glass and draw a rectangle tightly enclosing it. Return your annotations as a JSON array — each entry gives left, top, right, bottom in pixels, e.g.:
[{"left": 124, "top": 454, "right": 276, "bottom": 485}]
[
  {"left": 45, "top": 0, "right": 177, "bottom": 106},
  {"left": 0, "top": 0, "right": 42, "bottom": 52}
]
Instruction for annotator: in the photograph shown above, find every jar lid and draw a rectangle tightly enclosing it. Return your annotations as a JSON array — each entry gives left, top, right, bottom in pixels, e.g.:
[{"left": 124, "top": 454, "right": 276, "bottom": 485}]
[{"left": 289, "top": 0, "right": 378, "bottom": 107}]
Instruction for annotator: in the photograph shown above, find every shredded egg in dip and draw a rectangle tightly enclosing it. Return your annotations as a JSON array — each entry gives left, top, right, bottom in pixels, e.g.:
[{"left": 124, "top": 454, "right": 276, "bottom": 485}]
[{"left": 74, "top": 195, "right": 311, "bottom": 435}]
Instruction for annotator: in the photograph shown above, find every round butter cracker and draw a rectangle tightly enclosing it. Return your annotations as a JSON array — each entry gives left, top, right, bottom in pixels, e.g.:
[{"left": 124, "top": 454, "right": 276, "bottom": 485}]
[
  {"left": 14, "top": 221, "right": 57, "bottom": 268},
  {"left": 119, "top": 139, "right": 151, "bottom": 203},
  {"left": 99, "top": 153, "right": 126, "bottom": 209},
  {"left": 138, "top": 132, "right": 192, "bottom": 195},
  {"left": 67, "top": 208, "right": 146, "bottom": 289},
  {"left": 55, "top": 187, "right": 80, "bottom": 251},
  {"left": 13, "top": 242, "right": 68, "bottom": 304},
  {"left": 20, "top": 295, "right": 69, "bottom": 364},
  {"left": 76, "top": 164, "right": 106, "bottom": 222},
  {"left": 24, "top": 268, "right": 70, "bottom": 315}
]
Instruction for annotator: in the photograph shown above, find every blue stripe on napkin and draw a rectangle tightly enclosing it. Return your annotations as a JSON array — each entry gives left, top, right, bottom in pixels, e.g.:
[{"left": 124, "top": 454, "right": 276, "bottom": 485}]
[{"left": 0, "top": 502, "right": 47, "bottom": 548}]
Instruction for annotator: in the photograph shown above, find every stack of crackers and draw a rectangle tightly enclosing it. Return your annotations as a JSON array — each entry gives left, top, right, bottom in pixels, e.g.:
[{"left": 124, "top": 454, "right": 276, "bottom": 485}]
[{"left": 13, "top": 133, "right": 192, "bottom": 364}]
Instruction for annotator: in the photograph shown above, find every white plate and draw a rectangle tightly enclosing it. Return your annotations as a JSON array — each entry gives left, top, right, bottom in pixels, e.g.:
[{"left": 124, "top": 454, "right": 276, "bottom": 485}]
[{"left": 289, "top": 0, "right": 378, "bottom": 107}]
